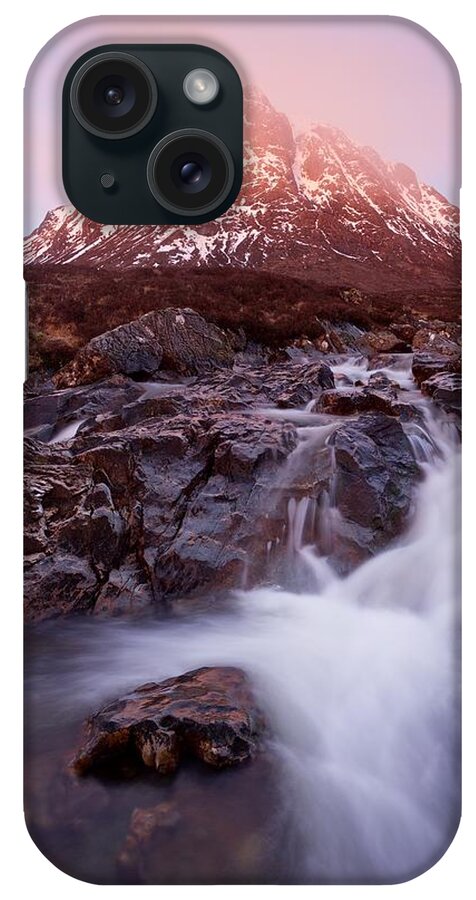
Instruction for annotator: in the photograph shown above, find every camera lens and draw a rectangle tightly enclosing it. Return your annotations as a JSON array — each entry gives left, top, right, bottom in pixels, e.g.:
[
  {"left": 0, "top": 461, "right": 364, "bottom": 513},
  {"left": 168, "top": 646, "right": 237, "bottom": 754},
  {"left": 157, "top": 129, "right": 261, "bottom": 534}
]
[
  {"left": 172, "top": 154, "right": 212, "bottom": 194},
  {"left": 70, "top": 52, "right": 157, "bottom": 139},
  {"left": 180, "top": 162, "right": 202, "bottom": 185},
  {"left": 104, "top": 86, "right": 124, "bottom": 106},
  {"left": 147, "top": 130, "right": 234, "bottom": 216}
]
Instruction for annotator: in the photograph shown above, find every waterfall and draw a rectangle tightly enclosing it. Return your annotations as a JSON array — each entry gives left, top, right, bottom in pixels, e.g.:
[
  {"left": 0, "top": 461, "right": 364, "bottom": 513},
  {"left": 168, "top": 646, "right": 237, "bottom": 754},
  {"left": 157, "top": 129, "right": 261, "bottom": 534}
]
[
  {"left": 26, "top": 388, "right": 460, "bottom": 883},
  {"left": 287, "top": 496, "right": 315, "bottom": 552}
]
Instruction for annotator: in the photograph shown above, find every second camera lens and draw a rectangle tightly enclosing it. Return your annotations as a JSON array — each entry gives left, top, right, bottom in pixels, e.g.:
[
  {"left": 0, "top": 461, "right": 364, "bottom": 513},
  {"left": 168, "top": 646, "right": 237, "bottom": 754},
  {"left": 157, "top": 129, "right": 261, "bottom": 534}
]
[
  {"left": 172, "top": 154, "right": 212, "bottom": 194},
  {"left": 147, "top": 129, "right": 235, "bottom": 217},
  {"left": 180, "top": 162, "right": 202, "bottom": 185}
]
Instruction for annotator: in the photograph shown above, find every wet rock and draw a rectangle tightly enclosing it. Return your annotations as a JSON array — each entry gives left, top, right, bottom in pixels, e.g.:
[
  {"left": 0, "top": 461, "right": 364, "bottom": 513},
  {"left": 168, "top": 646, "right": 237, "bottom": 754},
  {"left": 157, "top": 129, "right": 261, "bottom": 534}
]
[
  {"left": 274, "top": 362, "right": 335, "bottom": 407},
  {"left": 116, "top": 752, "right": 277, "bottom": 884},
  {"left": 388, "top": 322, "right": 417, "bottom": 344},
  {"left": 315, "top": 388, "right": 396, "bottom": 417},
  {"left": 366, "top": 372, "right": 399, "bottom": 398},
  {"left": 368, "top": 352, "right": 408, "bottom": 371},
  {"left": 147, "top": 414, "right": 297, "bottom": 600},
  {"left": 93, "top": 563, "right": 154, "bottom": 616},
  {"left": 24, "top": 408, "right": 297, "bottom": 621},
  {"left": 412, "top": 325, "right": 461, "bottom": 356},
  {"left": 365, "top": 331, "right": 411, "bottom": 353},
  {"left": 54, "top": 308, "right": 237, "bottom": 388},
  {"left": 24, "top": 376, "right": 145, "bottom": 441},
  {"left": 412, "top": 350, "right": 460, "bottom": 386},
  {"left": 234, "top": 342, "right": 270, "bottom": 367},
  {"left": 72, "top": 666, "right": 265, "bottom": 776},
  {"left": 117, "top": 803, "right": 182, "bottom": 880},
  {"left": 330, "top": 413, "right": 420, "bottom": 566},
  {"left": 24, "top": 552, "right": 98, "bottom": 620},
  {"left": 389, "top": 401, "right": 426, "bottom": 425},
  {"left": 316, "top": 364, "right": 335, "bottom": 390},
  {"left": 333, "top": 371, "right": 353, "bottom": 387},
  {"left": 421, "top": 372, "right": 462, "bottom": 414}
]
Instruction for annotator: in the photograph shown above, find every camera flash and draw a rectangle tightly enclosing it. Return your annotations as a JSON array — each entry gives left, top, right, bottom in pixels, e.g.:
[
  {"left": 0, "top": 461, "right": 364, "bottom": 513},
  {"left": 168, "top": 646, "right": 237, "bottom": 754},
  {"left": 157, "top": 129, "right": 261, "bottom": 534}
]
[{"left": 183, "top": 69, "right": 219, "bottom": 105}]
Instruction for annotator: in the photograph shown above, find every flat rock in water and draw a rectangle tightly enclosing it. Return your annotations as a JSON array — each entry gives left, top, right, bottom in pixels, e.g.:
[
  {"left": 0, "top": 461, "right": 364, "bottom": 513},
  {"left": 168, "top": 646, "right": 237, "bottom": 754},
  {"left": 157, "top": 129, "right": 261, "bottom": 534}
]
[
  {"left": 315, "top": 388, "right": 397, "bottom": 417},
  {"left": 72, "top": 666, "right": 265, "bottom": 776}
]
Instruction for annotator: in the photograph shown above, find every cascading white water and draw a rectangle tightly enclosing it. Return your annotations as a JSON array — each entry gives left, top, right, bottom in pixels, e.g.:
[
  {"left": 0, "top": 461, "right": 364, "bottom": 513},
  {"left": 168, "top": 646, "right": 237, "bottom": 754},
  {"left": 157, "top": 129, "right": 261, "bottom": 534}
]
[
  {"left": 30, "top": 401, "right": 460, "bottom": 883},
  {"left": 47, "top": 417, "right": 86, "bottom": 443},
  {"left": 330, "top": 353, "right": 415, "bottom": 391}
]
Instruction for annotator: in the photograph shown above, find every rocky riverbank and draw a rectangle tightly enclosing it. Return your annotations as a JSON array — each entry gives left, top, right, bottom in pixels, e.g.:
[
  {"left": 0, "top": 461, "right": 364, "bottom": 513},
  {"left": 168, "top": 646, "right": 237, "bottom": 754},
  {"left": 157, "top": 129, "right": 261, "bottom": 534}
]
[
  {"left": 24, "top": 307, "right": 461, "bottom": 623},
  {"left": 24, "top": 306, "right": 461, "bottom": 883}
]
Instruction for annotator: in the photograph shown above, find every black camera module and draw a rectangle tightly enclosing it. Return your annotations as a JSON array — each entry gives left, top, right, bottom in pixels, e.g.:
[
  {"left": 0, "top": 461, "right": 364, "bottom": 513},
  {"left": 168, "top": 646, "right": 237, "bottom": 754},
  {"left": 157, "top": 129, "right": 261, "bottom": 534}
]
[
  {"left": 70, "top": 51, "right": 158, "bottom": 139},
  {"left": 147, "top": 129, "right": 234, "bottom": 216},
  {"left": 63, "top": 44, "right": 243, "bottom": 223}
]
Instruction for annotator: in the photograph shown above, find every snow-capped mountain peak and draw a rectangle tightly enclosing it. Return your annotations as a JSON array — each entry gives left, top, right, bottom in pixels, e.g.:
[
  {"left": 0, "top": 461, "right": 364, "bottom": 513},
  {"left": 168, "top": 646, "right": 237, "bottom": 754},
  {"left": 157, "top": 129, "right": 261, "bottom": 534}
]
[{"left": 24, "top": 88, "right": 460, "bottom": 296}]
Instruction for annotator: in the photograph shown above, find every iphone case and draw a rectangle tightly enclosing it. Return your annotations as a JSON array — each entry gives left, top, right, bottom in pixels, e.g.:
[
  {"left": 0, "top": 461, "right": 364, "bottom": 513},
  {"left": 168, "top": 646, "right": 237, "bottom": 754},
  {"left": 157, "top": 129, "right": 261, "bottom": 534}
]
[{"left": 24, "top": 16, "right": 461, "bottom": 885}]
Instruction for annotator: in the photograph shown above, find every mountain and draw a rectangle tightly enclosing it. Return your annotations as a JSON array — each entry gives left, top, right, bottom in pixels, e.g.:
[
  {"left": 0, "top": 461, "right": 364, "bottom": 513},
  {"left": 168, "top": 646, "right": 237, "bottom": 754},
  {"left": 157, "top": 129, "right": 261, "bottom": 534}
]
[{"left": 24, "top": 88, "right": 460, "bottom": 297}]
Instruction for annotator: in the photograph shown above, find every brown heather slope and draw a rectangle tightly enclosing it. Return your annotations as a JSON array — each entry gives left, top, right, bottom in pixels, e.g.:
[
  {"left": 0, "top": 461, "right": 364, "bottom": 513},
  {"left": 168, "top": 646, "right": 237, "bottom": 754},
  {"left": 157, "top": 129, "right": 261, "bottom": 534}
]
[{"left": 25, "top": 265, "right": 460, "bottom": 372}]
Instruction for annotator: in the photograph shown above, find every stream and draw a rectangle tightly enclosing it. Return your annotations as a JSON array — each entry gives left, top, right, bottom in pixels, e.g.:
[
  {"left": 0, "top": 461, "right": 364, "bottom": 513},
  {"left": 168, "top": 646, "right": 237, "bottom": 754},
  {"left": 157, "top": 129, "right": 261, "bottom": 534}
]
[{"left": 25, "top": 354, "right": 461, "bottom": 884}]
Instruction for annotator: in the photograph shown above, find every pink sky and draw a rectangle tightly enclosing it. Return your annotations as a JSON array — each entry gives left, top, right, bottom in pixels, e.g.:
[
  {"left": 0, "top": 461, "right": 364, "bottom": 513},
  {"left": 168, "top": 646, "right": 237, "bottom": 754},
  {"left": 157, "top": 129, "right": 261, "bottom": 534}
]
[{"left": 24, "top": 16, "right": 461, "bottom": 232}]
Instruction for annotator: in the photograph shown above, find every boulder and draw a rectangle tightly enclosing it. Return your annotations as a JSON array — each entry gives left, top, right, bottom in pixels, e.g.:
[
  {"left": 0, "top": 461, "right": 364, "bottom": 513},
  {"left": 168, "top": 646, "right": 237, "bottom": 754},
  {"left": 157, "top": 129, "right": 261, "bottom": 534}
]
[
  {"left": 365, "top": 331, "right": 411, "bottom": 353},
  {"left": 93, "top": 564, "right": 155, "bottom": 616},
  {"left": 412, "top": 350, "right": 460, "bottom": 387},
  {"left": 72, "top": 666, "right": 265, "bottom": 775},
  {"left": 421, "top": 372, "right": 462, "bottom": 414},
  {"left": 330, "top": 413, "right": 420, "bottom": 565},
  {"left": 274, "top": 362, "right": 335, "bottom": 407},
  {"left": 54, "top": 308, "right": 237, "bottom": 388},
  {"left": 315, "top": 388, "right": 396, "bottom": 417},
  {"left": 388, "top": 322, "right": 417, "bottom": 344},
  {"left": 24, "top": 375, "right": 144, "bottom": 440},
  {"left": 24, "top": 409, "right": 297, "bottom": 621},
  {"left": 23, "top": 551, "right": 98, "bottom": 619},
  {"left": 368, "top": 352, "right": 408, "bottom": 371},
  {"left": 412, "top": 325, "right": 460, "bottom": 356},
  {"left": 366, "top": 372, "right": 399, "bottom": 398},
  {"left": 268, "top": 411, "right": 421, "bottom": 573}
]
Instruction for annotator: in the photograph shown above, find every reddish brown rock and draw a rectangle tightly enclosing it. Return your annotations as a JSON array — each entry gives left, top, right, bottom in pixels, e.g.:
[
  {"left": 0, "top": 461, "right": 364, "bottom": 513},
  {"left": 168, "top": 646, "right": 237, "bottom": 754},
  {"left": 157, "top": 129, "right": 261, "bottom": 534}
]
[
  {"left": 315, "top": 388, "right": 396, "bottom": 417},
  {"left": 115, "top": 751, "right": 278, "bottom": 884},
  {"left": 274, "top": 362, "right": 335, "bottom": 407},
  {"left": 412, "top": 324, "right": 460, "bottom": 356},
  {"left": 366, "top": 372, "right": 399, "bottom": 398},
  {"left": 115, "top": 750, "right": 277, "bottom": 884},
  {"left": 117, "top": 803, "right": 182, "bottom": 880},
  {"left": 388, "top": 322, "right": 417, "bottom": 343},
  {"left": 72, "top": 667, "right": 265, "bottom": 776},
  {"left": 365, "top": 331, "right": 410, "bottom": 353}
]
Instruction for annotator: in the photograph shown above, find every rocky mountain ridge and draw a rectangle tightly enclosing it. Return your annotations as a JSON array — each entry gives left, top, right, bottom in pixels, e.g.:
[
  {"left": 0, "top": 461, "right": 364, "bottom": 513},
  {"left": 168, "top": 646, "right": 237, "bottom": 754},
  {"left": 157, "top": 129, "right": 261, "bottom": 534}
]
[{"left": 24, "top": 88, "right": 460, "bottom": 297}]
